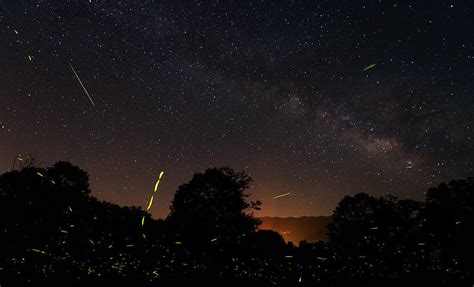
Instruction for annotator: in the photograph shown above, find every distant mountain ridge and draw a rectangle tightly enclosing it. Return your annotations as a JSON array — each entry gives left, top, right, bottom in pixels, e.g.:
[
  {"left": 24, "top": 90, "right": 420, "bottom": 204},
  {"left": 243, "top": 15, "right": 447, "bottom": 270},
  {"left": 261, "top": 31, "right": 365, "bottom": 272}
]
[{"left": 258, "top": 216, "right": 332, "bottom": 245}]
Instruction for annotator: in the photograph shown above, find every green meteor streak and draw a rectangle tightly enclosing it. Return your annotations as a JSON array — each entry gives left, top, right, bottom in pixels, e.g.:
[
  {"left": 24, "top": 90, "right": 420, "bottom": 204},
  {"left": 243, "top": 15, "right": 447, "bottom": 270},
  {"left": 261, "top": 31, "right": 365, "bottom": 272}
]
[
  {"left": 362, "top": 63, "right": 376, "bottom": 71},
  {"left": 31, "top": 248, "right": 48, "bottom": 255}
]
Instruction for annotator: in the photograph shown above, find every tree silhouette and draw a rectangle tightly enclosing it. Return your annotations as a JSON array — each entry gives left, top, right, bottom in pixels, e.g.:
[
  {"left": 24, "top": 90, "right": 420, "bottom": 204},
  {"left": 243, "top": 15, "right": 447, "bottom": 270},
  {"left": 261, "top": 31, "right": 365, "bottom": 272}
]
[
  {"left": 327, "top": 193, "right": 425, "bottom": 280},
  {"left": 422, "top": 178, "right": 474, "bottom": 281},
  {"left": 1, "top": 161, "right": 473, "bottom": 286},
  {"left": 166, "top": 167, "right": 261, "bottom": 250}
]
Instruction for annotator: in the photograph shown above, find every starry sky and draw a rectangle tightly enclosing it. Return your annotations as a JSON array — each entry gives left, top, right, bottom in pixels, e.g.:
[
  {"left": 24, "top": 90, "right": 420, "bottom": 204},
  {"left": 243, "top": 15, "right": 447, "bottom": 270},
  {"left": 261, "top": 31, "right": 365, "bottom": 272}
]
[{"left": 0, "top": 0, "right": 472, "bottom": 218}]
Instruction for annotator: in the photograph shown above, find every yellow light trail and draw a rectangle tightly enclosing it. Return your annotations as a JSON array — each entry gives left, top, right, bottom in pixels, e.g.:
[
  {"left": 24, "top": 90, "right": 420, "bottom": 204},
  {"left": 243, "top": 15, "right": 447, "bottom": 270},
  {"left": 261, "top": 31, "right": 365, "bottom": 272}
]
[
  {"left": 154, "top": 171, "right": 164, "bottom": 192},
  {"left": 13, "top": 29, "right": 19, "bottom": 35},
  {"left": 36, "top": 172, "right": 44, "bottom": 177},
  {"left": 273, "top": 192, "right": 291, "bottom": 199},
  {"left": 141, "top": 171, "right": 164, "bottom": 239},
  {"left": 146, "top": 195, "right": 154, "bottom": 210},
  {"left": 362, "top": 63, "right": 376, "bottom": 71}
]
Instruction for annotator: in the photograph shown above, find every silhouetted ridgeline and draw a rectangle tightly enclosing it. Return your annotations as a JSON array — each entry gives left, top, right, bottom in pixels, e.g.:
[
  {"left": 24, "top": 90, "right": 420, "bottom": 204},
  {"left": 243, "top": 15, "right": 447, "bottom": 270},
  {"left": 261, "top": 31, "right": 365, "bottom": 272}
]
[
  {"left": 1, "top": 161, "right": 473, "bottom": 286},
  {"left": 259, "top": 216, "right": 331, "bottom": 245}
]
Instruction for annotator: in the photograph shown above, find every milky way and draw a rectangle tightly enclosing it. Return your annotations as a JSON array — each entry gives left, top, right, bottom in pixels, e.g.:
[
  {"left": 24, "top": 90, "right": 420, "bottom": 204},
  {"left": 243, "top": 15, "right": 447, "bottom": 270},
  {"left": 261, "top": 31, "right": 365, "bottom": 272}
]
[{"left": 0, "top": 0, "right": 472, "bottom": 218}]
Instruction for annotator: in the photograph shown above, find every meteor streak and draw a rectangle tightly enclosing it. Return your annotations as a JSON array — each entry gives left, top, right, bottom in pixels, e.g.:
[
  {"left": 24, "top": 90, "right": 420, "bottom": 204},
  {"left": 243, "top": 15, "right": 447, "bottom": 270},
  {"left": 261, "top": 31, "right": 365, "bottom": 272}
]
[
  {"left": 273, "top": 192, "right": 292, "bottom": 199},
  {"left": 69, "top": 63, "right": 95, "bottom": 106},
  {"left": 362, "top": 63, "right": 376, "bottom": 71}
]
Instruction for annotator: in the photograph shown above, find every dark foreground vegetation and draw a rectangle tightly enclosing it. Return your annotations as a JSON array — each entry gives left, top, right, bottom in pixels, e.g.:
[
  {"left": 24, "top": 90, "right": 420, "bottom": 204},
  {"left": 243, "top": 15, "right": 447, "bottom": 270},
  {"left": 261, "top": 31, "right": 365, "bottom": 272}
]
[{"left": 1, "top": 161, "right": 473, "bottom": 286}]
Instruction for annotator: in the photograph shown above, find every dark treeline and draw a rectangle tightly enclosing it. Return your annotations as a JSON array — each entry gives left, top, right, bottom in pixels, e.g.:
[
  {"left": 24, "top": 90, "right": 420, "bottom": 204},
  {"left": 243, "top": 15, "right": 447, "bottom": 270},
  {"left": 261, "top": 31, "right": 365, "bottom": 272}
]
[{"left": 1, "top": 161, "right": 473, "bottom": 286}]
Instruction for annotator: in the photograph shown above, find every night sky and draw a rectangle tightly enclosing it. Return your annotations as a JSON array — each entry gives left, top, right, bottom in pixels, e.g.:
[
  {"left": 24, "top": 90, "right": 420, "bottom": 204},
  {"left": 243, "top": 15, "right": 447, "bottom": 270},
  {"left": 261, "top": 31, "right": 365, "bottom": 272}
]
[{"left": 0, "top": 0, "right": 472, "bottom": 218}]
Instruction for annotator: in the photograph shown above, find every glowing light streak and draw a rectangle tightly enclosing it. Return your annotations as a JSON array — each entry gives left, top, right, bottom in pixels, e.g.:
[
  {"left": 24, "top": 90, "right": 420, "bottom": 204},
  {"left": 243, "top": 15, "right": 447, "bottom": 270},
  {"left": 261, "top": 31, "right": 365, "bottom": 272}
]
[
  {"left": 69, "top": 63, "right": 95, "bottom": 106},
  {"left": 154, "top": 171, "right": 164, "bottom": 192},
  {"left": 273, "top": 192, "right": 292, "bottom": 199},
  {"left": 362, "top": 63, "right": 376, "bottom": 71},
  {"left": 31, "top": 248, "right": 48, "bottom": 255},
  {"left": 146, "top": 195, "right": 154, "bottom": 210}
]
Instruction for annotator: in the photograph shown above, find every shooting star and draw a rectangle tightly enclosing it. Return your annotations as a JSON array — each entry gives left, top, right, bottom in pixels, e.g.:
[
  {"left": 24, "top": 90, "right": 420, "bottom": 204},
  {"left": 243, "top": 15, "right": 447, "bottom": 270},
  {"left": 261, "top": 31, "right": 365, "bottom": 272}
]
[
  {"left": 273, "top": 192, "right": 292, "bottom": 199},
  {"left": 362, "top": 63, "right": 376, "bottom": 72},
  {"left": 69, "top": 63, "right": 95, "bottom": 106},
  {"left": 30, "top": 248, "right": 48, "bottom": 255}
]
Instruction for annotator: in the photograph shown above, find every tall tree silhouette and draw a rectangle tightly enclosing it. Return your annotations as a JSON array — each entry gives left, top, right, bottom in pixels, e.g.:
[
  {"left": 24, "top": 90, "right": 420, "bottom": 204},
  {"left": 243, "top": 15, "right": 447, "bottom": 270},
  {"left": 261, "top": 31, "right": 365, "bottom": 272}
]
[
  {"left": 422, "top": 178, "right": 474, "bottom": 280},
  {"left": 166, "top": 167, "right": 261, "bottom": 250}
]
